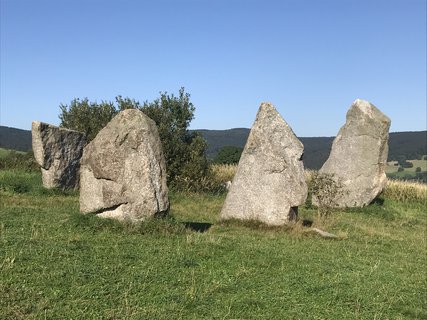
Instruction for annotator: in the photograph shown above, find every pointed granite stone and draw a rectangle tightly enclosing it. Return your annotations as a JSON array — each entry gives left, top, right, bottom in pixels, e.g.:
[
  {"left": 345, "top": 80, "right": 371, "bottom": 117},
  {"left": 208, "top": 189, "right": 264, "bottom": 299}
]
[
  {"left": 318, "top": 99, "right": 391, "bottom": 207},
  {"left": 79, "top": 109, "right": 169, "bottom": 221},
  {"left": 220, "top": 102, "right": 307, "bottom": 226}
]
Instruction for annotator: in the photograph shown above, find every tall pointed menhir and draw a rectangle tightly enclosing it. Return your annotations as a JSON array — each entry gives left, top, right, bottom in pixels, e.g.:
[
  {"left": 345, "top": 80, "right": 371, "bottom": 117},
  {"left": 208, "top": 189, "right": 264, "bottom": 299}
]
[
  {"left": 317, "top": 99, "right": 391, "bottom": 207},
  {"left": 220, "top": 102, "right": 307, "bottom": 226}
]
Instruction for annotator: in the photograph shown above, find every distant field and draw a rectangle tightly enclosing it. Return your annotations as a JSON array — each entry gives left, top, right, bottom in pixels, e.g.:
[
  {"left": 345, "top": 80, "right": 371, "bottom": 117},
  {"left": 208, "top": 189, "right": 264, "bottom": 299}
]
[
  {"left": 0, "top": 148, "right": 26, "bottom": 158},
  {"left": 386, "top": 158, "right": 427, "bottom": 174},
  {"left": 386, "top": 157, "right": 427, "bottom": 182}
]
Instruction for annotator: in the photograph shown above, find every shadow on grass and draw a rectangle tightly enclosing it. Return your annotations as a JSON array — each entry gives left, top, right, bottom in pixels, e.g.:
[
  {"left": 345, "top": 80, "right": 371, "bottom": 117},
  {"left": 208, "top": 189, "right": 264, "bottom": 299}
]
[
  {"left": 183, "top": 222, "right": 213, "bottom": 233},
  {"left": 69, "top": 212, "right": 216, "bottom": 235},
  {"left": 219, "top": 218, "right": 293, "bottom": 232},
  {"left": 302, "top": 219, "right": 313, "bottom": 227}
]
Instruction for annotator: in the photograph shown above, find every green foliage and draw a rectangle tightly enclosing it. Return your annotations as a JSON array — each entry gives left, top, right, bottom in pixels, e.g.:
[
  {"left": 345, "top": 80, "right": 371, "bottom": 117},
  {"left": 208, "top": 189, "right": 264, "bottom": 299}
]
[
  {"left": 59, "top": 98, "right": 118, "bottom": 141},
  {"left": 213, "top": 146, "right": 243, "bottom": 164},
  {"left": 415, "top": 166, "right": 421, "bottom": 172},
  {"left": 398, "top": 158, "right": 414, "bottom": 168},
  {"left": 399, "top": 160, "right": 413, "bottom": 169},
  {"left": 140, "top": 88, "right": 209, "bottom": 188},
  {"left": 309, "top": 172, "right": 347, "bottom": 217},
  {"left": 397, "top": 166, "right": 404, "bottom": 172},
  {"left": 58, "top": 88, "right": 210, "bottom": 190}
]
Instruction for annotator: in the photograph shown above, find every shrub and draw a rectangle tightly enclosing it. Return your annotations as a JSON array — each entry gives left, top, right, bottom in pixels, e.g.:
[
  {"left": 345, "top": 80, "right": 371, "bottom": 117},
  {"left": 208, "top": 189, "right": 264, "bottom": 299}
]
[
  {"left": 308, "top": 172, "right": 346, "bottom": 217},
  {"left": 399, "top": 160, "right": 413, "bottom": 168},
  {"left": 398, "top": 167, "right": 404, "bottom": 172},
  {"left": 415, "top": 167, "right": 422, "bottom": 173}
]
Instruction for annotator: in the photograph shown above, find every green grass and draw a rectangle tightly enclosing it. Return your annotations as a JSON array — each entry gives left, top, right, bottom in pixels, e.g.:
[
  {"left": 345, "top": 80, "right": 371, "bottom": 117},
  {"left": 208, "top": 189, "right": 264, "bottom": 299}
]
[
  {"left": 1, "top": 170, "right": 426, "bottom": 319},
  {"left": 0, "top": 148, "right": 26, "bottom": 158}
]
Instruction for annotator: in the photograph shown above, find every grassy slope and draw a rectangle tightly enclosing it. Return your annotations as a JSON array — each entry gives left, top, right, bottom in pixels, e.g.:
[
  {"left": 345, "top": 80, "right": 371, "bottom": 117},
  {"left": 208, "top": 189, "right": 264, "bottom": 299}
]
[
  {"left": 386, "top": 158, "right": 427, "bottom": 174},
  {"left": 0, "top": 148, "right": 26, "bottom": 158},
  {"left": 1, "top": 171, "right": 426, "bottom": 319}
]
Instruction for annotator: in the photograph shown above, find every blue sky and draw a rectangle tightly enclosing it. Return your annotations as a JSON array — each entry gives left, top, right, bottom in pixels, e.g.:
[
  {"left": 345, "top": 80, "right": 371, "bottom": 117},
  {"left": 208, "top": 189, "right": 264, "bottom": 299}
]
[{"left": 1, "top": 0, "right": 426, "bottom": 137}]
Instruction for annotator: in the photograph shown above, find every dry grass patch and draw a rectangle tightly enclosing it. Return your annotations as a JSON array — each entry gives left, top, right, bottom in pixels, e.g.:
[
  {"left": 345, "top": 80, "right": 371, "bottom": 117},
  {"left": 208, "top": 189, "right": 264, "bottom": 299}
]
[
  {"left": 383, "top": 179, "right": 427, "bottom": 202},
  {"left": 209, "top": 164, "right": 237, "bottom": 184}
]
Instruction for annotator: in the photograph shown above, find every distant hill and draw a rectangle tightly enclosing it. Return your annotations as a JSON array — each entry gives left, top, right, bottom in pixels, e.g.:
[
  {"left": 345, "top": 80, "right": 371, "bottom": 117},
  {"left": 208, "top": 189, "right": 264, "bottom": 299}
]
[
  {"left": 195, "top": 129, "right": 426, "bottom": 169},
  {"left": 196, "top": 128, "right": 335, "bottom": 169},
  {"left": 196, "top": 128, "right": 250, "bottom": 159},
  {"left": 387, "top": 131, "right": 427, "bottom": 161},
  {"left": 0, "top": 126, "right": 32, "bottom": 152},
  {"left": 1, "top": 125, "right": 425, "bottom": 170}
]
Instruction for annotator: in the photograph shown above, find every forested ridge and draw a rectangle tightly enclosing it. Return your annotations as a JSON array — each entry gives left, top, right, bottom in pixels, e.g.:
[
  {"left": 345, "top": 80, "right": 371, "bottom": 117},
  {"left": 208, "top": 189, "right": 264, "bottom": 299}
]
[{"left": 1, "top": 125, "right": 425, "bottom": 170}]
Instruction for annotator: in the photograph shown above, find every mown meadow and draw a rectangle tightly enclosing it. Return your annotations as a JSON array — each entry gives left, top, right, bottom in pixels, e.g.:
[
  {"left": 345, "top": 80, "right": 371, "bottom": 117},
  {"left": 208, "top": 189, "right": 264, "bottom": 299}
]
[{"left": 1, "top": 167, "right": 426, "bottom": 319}]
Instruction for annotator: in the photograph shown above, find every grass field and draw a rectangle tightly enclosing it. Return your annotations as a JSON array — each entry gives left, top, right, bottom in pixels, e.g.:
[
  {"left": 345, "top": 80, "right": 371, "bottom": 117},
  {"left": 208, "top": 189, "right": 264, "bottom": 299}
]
[
  {"left": 0, "top": 148, "right": 26, "bottom": 158},
  {"left": 1, "top": 170, "right": 426, "bottom": 319},
  {"left": 386, "top": 158, "right": 427, "bottom": 174}
]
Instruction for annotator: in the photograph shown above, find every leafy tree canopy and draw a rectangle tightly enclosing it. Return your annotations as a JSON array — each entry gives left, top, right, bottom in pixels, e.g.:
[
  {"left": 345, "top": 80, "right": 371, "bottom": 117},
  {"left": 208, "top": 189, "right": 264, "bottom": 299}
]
[{"left": 58, "top": 88, "right": 209, "bottom": 188}]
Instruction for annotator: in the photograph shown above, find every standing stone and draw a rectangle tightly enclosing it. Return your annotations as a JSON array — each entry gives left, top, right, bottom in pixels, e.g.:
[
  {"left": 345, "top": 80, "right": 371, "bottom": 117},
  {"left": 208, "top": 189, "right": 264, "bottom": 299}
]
[
  {"left": 220, "top": 102, "right": 307, "bottom": 226},
  {"left": 32, "top": 121, "right": 86, "bottom": 190},
  {"left": 79, "top": 109, "right": 169, "bottom": 221},
  {"left": 318, "top": 99, "right": 391, "bottom": 207}
]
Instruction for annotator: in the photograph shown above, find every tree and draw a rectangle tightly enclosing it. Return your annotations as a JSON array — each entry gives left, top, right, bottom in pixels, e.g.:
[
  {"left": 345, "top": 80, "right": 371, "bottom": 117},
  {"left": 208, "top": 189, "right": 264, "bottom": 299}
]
[
  {"left": 397, "top": 167, "right": 404, "bottom": 172},
  {"left": 58, "top": 88, "right": 209, "bottom": 189},
  {"left": 140, "top": 88, "right": 209, "bottom": 186},
  {"left": 415, "top": 167, "right": 422, "bottom": 173},
  {"left": 401, "top": 161, "right": 414, "bottom": 168},
  {"left": 213, "top": 146, "right": 243, "bottom": 164},
  {"left": 59, "top": 98, "right": 117, "bottom": 142},
  {"left": 397, "top": 156, "right": 414, "bottom": 168}
]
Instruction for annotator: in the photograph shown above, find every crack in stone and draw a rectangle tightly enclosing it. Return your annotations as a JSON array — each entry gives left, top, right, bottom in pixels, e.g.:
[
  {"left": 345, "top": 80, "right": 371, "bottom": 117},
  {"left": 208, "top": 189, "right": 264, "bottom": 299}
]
[{"left": 93, "top": 202, "right": 128, "bottom": 215}]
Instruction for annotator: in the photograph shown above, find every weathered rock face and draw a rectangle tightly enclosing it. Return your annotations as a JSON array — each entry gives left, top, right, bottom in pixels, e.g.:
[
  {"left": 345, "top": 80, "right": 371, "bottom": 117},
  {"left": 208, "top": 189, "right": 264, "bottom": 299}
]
[
  {"left": 318, "top": 99, "right": 391, "bottom": 207},
  {"left": 220, "top": 102, "right": 307, "bottom": 226},
  {"left": 79, "top": 109, "right": 169, "bottom": 221},
  {"left": 32, "top": 121, "right": 86, "bottom": 189}
]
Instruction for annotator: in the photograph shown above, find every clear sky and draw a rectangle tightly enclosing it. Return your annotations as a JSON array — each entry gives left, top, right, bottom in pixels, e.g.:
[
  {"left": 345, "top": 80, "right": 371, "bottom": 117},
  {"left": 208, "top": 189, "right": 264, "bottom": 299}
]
[{"left": 1, "top": 0, "right": 426, "bottom": 137}]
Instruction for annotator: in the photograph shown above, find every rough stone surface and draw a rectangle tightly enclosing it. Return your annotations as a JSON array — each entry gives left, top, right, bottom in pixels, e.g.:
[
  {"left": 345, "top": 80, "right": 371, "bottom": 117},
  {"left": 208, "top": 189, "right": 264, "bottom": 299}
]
[
  {"left": 79, "top": 109, "right": 169, "bottom": 221},
  {"left": 32, "top": 121, "right": 86, "bottom": 189},
  {"left": 220, "top": 102, "right": 307, "bottom": 226},
  {"left": 318, "top": 99, "right": 391, "bottom": 207}
]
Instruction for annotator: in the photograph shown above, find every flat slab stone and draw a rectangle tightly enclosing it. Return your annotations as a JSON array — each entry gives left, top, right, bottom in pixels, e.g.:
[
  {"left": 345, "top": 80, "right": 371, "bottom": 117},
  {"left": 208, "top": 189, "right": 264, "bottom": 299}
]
[
  {"left": 32, "top": 121, "right": 86, "bottom": 190},
  {"left": 220, "top": 102, "right": 307, "bottom": 226}
]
